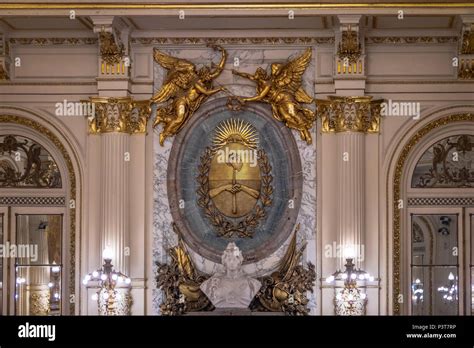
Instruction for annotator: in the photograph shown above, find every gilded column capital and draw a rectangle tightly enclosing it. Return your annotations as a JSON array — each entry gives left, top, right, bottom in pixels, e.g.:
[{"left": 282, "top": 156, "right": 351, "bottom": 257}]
[
  {"left": 88, "top": 97, "right": 151, "bottom": 135},
  {"left": 316, "top": 96, "right": 383, "bottom": 134}
]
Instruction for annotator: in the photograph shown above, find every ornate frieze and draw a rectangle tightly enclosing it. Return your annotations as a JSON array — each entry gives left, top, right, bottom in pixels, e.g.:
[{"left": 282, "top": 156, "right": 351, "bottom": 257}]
[
  {"left": 9, "top": 37, "right": 97, "bottom": 46},
  {"left": 88, "top": 97, "right": 151, "bottom": 134},
  {"left": 366, "top": 36, "right": 458, "bottom": 44},
  {"left": 132, "top": 37, "right": 334, "bottom": 46},
  {"left": 316, "top": 96, "right": 383, "bottom": 133}
]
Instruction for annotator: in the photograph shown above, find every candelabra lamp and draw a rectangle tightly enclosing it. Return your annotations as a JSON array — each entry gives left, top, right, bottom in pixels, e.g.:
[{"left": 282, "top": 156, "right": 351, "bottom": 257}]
[
  {"left": 437, "top": 272, "right": 458, "bottom": 303},
  {"left": 326, "top": 257, "right": 373, "bottom": 316},
  {"left": 83, "top": 248, "right": 132, "bottom": 315}
]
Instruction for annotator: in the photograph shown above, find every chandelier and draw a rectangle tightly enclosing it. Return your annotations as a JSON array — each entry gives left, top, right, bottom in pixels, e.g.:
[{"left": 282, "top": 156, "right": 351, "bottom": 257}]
[{"left": 437, "top": 272, "right": 458, "bottom": 302}]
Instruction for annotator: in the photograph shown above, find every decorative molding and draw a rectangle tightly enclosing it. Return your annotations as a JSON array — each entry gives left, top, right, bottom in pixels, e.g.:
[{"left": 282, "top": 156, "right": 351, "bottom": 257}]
[
  {"left": 392, "top": 113, "right": 474, "bottom": 315},
  {"left": 88, "top": 97, "right": 151, "bottom": 134},
  {"left": 132, "top": 37, "right": 334, "bottom": 46},
  {"left": 0, "top": 115, "right": 77, "bottom": 315},
  {"left": 0, "top": 196, "right": 66, "bottom": 206},
  {"left": 316, "top": 96, "right": 383, "bottom": 133},
  {"left": 2, "top": 3, "right": 474, "bottom": 10},
  {"left": 408, "top": 197, "right": 474, "bottom": 206},
  {"left": 365, "top": 36, "right": 458, "bottom": 44},
  {"left": 9, "top": 37, "right": 97, "bottom": 46}
]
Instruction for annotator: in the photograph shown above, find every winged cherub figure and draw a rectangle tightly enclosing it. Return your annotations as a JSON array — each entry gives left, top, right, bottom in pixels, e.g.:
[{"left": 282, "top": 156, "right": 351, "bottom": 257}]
[
  {"left": 151, "top": 45, "right": 227, "bottom": 145},
  {"left": 232, "top": 48, "right": 316, "bottom": 144}
]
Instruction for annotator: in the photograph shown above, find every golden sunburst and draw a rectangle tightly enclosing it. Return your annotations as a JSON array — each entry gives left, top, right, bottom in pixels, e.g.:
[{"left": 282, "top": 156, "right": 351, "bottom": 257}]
[{"left": 212, "top": 118, "right": 259, "bottom": 150}]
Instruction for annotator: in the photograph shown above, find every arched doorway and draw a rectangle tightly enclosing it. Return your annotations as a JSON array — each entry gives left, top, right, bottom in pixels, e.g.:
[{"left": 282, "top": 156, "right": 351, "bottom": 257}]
[
  {"left": 0, "top": 113, "right": 82, "bottom": 315},
  {"left": 388, "top": 112, "right": 474, "bottom": 315}
]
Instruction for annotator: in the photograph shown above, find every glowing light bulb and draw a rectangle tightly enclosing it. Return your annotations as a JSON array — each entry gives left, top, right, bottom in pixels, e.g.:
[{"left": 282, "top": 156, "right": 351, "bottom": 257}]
[
  {"left": 326, "top": 275, "right": 335, "bottom": 283},
  {"left": 350, "top": 273, "right": 357, "bottom": 280},
  {"left": 343, "top": 245, "right": 355, "bottom": 259},
  {"left": 448, "top": 272, "right": 454, "bottom": 281},
  {"left": 100, "top": 274, "right": 107, "bottom": 281},
  {"left": 125, "top": 278, "right": 131, "bottom": 284},
  {"left": 415, "top": 278, "right": 420, "bottom": 284},
  {"left": 361, "top": 293, "right": 367, "bottom": 300},
  {"left": 48, "top": 282, "right": 54, "bottom": 288},
  {"left": 358, "top": 274, "right": 365, "bottom": 280},
  {"left": 92, "top": 271, "right": 99, "bottom": 278},
  {"left": 341, "top": 273, "right": 348, "bottom": 280},
  {"left": 102, "top": 248, "right": 113, "bottom": 261},
  {"left": 112, "top": 274, "right": 118, "bottom": 281}
]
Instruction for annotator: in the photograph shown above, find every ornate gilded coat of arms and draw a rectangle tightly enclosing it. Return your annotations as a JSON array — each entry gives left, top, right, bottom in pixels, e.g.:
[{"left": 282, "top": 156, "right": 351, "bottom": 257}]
[{"left": 197, "top": 119, "right": 273, "bottom": 238}]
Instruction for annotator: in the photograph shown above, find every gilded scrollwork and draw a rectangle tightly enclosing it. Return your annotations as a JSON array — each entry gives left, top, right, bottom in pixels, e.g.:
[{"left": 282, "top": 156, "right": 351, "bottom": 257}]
[
  {"left": 0, "top": 135, "right": 62, "bottom": 188},
  {"left": 151, "top": 45, "right": 227, "bottom": 145},
  {"left": 232, "top": 48, "right": 316, "bottom": 144}
]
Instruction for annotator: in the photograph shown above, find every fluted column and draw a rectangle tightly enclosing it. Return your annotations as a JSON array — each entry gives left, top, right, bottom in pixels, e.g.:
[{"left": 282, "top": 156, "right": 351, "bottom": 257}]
[
  {"left": 337, "top": 132, "right": 365, "bottom": 269},
  {"left": 317, "top": 96, "right": 382, "bottom": 270},
  {"left": 100, "top": 133, "right": 130, "bottom": 274}
]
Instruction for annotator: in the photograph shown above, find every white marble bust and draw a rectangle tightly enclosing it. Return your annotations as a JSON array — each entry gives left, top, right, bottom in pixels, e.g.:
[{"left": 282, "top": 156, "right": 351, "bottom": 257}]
[{"left": 200, "top": 242, "right": 261, "bottom": 308}]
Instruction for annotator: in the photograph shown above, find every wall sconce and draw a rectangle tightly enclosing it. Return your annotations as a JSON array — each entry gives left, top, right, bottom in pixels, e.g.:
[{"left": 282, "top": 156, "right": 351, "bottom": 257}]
[
  {"left": 83, "top": 248, "right": 132, "bottom": 315},
  {"left": 325, "top": 256, "right": 372, "bottom": 316}
]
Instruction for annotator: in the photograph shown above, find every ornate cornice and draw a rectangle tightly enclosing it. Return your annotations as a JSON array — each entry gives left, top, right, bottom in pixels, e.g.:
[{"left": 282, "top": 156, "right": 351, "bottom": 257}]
[
  {"left": 316, "top": 96, "right": 383, "bottom": 133},
  {"left": 9, "top": 37, "right": 97, "bottom": 46},
  {"left": 131, "top": 37, "right": 334, "bottom": 45},
  {"left": 88, "top": 97, "right": 151, "bottom": 135},
  {"left": 365, "top": 36, "right": 458, "bottom": 44}
]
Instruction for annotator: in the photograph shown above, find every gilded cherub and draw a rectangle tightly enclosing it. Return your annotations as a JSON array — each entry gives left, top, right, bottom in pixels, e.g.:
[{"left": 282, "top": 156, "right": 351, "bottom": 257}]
[
  {"left": 232, "top": 48, "right": 316, "bottom": 144},
  {"left": 151, "top": 45, "right": 227, "bottom": 145}
]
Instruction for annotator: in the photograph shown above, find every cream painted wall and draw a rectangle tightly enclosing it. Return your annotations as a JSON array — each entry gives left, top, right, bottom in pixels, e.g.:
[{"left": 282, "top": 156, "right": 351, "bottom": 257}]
[{"left": 0, "top": 20, "right": 473, "bottom": 315}]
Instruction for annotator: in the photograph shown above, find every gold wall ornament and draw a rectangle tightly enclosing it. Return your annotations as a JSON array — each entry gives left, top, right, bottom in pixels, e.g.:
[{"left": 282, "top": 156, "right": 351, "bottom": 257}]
[
  {"left": 88, "top": 97, "right": 151, "bottom": 134},
  {"left": 0, "top": 64, "right": 9, "bottom": 80},
  {"left": 197, "top": 119, "right": 273, "bottom": 238},
  {"left": 458, "top": 58, "right": 474, "bottom": 79},
  {"left": 461, "top": 25, "right": 474, "bottom": 54},
  {"left": 391, "top": 113, "right": 474, "bottom": 315},
  {"left": 316, "top": 96, "right": 383, "bottom": 133},
  {"left": 156, "top": 223, "right": 214, "bottom": 316},
  {"left": 99, "top": 30, "right": 124, "bottom": 65},
  {"left": 250, "top": 224, "right": 316, "bottom": 315},
  {"left": 337, "top": 25, "right": 362, "bottom": 65},
  {"left": 232, "top": 48, "right": 316, "bottom": 144},
  {"left": 151, "top": 45, "right": 228, "bottom": 146}
]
